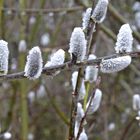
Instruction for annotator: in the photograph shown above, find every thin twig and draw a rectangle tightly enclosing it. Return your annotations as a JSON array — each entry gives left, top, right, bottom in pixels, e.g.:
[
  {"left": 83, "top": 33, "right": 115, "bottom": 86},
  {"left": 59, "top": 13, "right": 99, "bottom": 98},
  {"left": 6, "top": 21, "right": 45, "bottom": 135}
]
[
  {"left": 1, "top": 6, "right": 83, "bottom": 15},
  {"left": 69, "top": 68, "right": 83, "bottom": 140},
  {"left": 120, "top": 117, "right": 136, "bottom": 140},
  {"left": 76, "top": 77, "right": 101, "bottom": 140},
  {"left": 0, "top": 51, "right": 140, "bottom": 81}
]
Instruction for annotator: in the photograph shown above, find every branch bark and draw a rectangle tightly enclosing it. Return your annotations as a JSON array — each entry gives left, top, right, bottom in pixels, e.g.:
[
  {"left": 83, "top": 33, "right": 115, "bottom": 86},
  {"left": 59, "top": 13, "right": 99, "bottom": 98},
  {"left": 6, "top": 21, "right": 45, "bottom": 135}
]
[{"left": 0, "top": 51, "right": 140, "bottom": 81}]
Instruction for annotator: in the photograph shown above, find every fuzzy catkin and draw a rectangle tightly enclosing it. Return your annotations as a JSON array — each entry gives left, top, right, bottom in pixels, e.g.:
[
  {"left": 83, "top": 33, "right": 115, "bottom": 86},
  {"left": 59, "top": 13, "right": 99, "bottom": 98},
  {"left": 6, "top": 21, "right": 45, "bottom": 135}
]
[
  {"left": 44, "top": 49, "right": 65, "bottom": 75},
  {"left": 85, "top": 54, "right": 98, "bottom": 83},
  {"left": 79, "top": 130, "right": 88, "bottom": 140},
  {"left": 24, "top": 46, "right": 43, "bottom": 80},
  {"left": 76, "top": 103, "right": 85, "bottom": 121},
  {"left": 91, "top": 0, "right": 108, "bottom": 23},
  {"left": 115, "top": 24, "right": 133, "bottom": 53},
  {"left": 71, "top": 71, "right": 86, "bottom": 100},
  {"left": 69, "top": 27, "right": 87, "bottom": 61},
  {"left": 100, "top": 56, "right": 132, "bottom": 73},
  {"left": 82, "top": 8, "right": 92, "bottom": 30},
  {"left": 0, "top": 40, "right": 9, "bottom": 75},
  {"left": 133, "top": 94, "right": 140, "bottom": 111},
  {"left": 86, "top": 88, "right": 102, "bottom": 114},
  {"left": 45, "top": 49, "right": 65, "bottom": 67},
  {"left": 18, "top": 40, "right": 27, "bottom": 52}
]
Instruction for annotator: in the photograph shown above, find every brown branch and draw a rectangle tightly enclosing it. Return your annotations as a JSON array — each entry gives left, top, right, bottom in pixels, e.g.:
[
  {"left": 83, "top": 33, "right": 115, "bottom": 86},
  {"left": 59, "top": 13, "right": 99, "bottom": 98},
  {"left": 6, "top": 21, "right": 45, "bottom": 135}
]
[
  {"left": 76, "top": 77, "right": 101, "bottom": 140},
  {"left": 0, "top": 51, "right": 140, "bottom": 81},
  {"left": 69, "top": 68, "right": 83, "bottom": 140},
  {"left": 1, "top": 6, "right": 83, "bottom": 15},
  {"left": 68, "top": 3, "right": 99, "bottom": 138},
  {"left": 120, "top": 117, "right": 136, "bottom": 140}
]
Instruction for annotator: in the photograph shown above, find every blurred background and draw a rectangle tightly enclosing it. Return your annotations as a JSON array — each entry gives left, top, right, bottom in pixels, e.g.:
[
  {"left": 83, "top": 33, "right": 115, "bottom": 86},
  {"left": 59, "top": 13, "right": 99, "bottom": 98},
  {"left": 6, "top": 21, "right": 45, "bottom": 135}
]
[{"left": 0, "top": 0, "right": 140, "bottom": 140}]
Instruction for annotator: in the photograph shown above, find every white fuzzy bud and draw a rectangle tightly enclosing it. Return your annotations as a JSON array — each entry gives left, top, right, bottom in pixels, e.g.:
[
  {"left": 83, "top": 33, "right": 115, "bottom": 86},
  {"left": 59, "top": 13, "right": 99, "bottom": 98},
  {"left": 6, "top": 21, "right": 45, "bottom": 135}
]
[
  {"left": 133, "top": 2, "right": 140, "bottom": 12},
  {"left": 18, "top": 40, "right": 27, "bottom": 52},
  {"left": 24, "top": 46, "right": 43, "bottom": 80},
  {"left": 115, "top": 24, "right": 133, "bottom": 53},
  {"left": 69, "top": 27, "right": 87, "bottom": 61},
  {"left": 74, "top": 121, "right": 80, "bottom": 138},
  {"left": 86, "top": 89, "right": 102, "bottom": 114},
  {"left": 135, "top": 12, "right": 140, "bottom": 30},
  {"left": 44, "top": 49, "right": 65, "bottom": 75},
  {"left": 79, "top": 130, "right": 88, "bottom": 140},
  {"left": 0, "top": 40, "right": 9, "bottom": 75},
  {"left": 71, "top": 71, "right": 86, "bottom": 100},
  {"left": 29, "top": 16, "right": 36, "bottom": 25},
  {"left": 100, "top": 55, "right": 132, "bottom": 73},
  {"left": 3, "top": 132, "right": 12, "bottom": 139},
  {"left": 45, "top": 49, "right": 65, "bottom": 67},
  {"left": 76, "top": 102, "right": 85, "bottom": 121},
  {"left": 91, "top": 0, "right": 108, "bottom": 23},
  {"left": 40, "top": 33, "right": 50, "bottom": 46},
  {"left": 28, "top": 91, "right": 35, "bottom": 103},
  {"left": 85, "top": 54, "right": 98, "bottom": 83},
  {"left": 82, "top": 8, "right": 92, "bottom": 30},
  {"left": 133, "top": 94, "right": 140, "bottom": 111}
]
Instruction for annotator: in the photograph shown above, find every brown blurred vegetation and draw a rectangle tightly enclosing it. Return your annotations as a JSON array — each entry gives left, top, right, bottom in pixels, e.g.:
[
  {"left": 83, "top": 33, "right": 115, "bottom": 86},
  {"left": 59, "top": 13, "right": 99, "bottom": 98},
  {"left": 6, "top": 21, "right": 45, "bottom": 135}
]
[{"left": 0, "top": 0, "right": 140, "bottom": 140}]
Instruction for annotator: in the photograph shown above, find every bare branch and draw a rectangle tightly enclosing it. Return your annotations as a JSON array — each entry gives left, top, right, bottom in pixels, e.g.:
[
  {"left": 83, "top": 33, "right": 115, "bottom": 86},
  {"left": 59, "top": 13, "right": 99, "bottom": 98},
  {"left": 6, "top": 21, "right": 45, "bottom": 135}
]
[
  {"left": 1, "top": 6, "right": 83, "bottom": 15},
  {"left": 76, "top": 77, "right": 101, "bottom": 140},
  {"left": 0, "top": 51, "right": 140, "bottom": 81}
]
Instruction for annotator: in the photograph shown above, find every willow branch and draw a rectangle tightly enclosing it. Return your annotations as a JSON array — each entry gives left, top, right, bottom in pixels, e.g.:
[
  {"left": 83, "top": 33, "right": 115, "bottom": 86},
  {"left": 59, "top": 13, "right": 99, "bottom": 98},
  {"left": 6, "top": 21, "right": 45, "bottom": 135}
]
[
  {"left": 1, "top": 6, "right": 83, "bottom": 15},
  {"left": 120, "top": 117, "right": 136, "bottom": 140},
  {"left": 76, "top": 77, "right": 101, "bottom": 140},
  {"left": 0, "top": 51, "right": 140, "bottom": 81}
]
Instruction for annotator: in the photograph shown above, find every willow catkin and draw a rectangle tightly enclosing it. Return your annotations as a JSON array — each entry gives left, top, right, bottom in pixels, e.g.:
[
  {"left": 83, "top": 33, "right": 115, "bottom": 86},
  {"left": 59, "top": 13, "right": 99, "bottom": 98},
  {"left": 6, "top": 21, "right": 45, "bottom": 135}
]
[
  {"left": 45, "top": 49, "right": 65, "bottom": 67},
  {"left": 69, "top": 27, "right": 87, "bottom": 61},
  {"left": 100, "top": 56, "right": 132, "bottom": 73},
  {"left": 86, "top": 89, "right": 102, "bottom": 114},
  {"left": 115, "top": 24, "right": 133, "bottom": 53},
  {"left": 0, "top": 40, "right": 9, "bottom": 75},
  {"left": 85, "top": 54, "right": 98, "bottom": 83},
  {"left": 91, "top": 0, "right": 108, "bottom": 23},
  {"left": 133, "top": 94, "right": 140, "bottom": 111},
  {"left": 82, "top": 8, "right": 92, "bottom": 30},
  {"left": 24, "top": 46, "right": 43, "bottom": 80}
]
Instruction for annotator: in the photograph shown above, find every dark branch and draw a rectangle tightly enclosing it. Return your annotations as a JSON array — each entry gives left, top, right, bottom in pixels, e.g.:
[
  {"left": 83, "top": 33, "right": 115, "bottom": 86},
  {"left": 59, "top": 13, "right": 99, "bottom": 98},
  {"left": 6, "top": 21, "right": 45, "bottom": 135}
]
[{"left": 0, "top": 51, "right": 140, "bottom": 81}]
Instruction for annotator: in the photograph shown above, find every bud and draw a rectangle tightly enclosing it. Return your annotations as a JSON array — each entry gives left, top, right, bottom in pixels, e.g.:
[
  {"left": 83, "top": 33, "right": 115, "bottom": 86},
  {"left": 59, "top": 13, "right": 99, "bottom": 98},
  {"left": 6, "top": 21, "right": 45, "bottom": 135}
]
[
  {"left": 76, "top": 102, "right": 85, "bottom": 121},
  {"left": 85, "top": 54, "right": 98, "bottom": 83},
  {"left": 18, "top": 40, "right": 27, "bottom": 52},
  {"left": 74, "top": 121, "right": 80, "bottom": 138},
  {"left": 79, "top": 130, "right": 88, "bottom": 140},
  {"left": 91, "top": 0, "right": 108, "bottom": 23},
  {"left": 135, "top": 12, "right": 140, "bottom": 30},
  {"left": 69, "top": 27, "right": 87, "bottom": 61},
  {"left": 45, "top": 49, "right": 65, "bottom": 67},
  {"left": 71, "top": 71, "right": 86, "bottom": 100},
  {"left": 100, "top": 55, "right": 131, "bottom": 73},
  {"left": 0, "top": 40, "right": 9, "bottom": 75},
  {"left": 24, "top": 46, "right": 43, "bottom": 80},
  {"left": 40, "top": 33, "right": 50, "bottom": 46},
  {"left": 115, "top": 24, "right": 133, "bottom": 53},
  {"left": 44, "top": 49, "right": 65, "bottom": 75},
  {"left": 133, "top": 94, "right": 140, "bottom": 111},
  {"left": 82, "top": 8, "right": 92, "bottom": 30},
  {"left": 86, "top": 89, "right": 102, "bottom": 114},
  {"left": 3, "top": 132, "right": 12, "bottom": 139}
]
